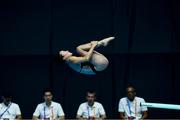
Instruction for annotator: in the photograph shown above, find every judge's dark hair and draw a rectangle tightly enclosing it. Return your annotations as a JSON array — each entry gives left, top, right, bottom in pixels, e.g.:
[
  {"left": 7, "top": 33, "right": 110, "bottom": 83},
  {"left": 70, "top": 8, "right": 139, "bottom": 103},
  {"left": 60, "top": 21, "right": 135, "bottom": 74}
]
[
  {"left": 43, "top": 88, "right": 53, "bottom": 95},
  {"left": 126, "top": 84, "right": 136, "bottom": 92},
  {"left": 86, "top": 90, "right": 96, "bottom": 96},
  {"left": 1, "top": 91, "right": 12, "bottom": 98}
]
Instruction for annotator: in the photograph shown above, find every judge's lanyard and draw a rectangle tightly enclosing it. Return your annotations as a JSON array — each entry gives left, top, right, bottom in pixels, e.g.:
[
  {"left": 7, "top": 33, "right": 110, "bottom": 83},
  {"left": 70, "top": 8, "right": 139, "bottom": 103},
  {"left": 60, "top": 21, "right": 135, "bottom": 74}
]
[
  {"left": 44, "top": 106, "right": 54, "bottom": 120},
  {"left": 0, "top": 103, "right": 12, "bottom": 118},
  {"left": 87, "top": 106, "right": 96, "bottom": 118},
  {"left": 127, "top": 98, "right": 137, "bottom": 117}
]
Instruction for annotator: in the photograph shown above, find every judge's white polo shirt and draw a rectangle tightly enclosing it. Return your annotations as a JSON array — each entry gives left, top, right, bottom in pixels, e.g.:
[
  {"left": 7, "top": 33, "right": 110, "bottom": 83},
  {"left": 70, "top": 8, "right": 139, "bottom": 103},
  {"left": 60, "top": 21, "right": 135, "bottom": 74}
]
[
  {"left": 77, "top": 102, "right": 106, "bottom": 118},
  {"left": 118, "top": 97, "right": 148, "bottom": 120},
  {"left": 33, "top": 101, "right": 65, "bottom": 120},
  {"left": 0, "top": 102, "right": 21, "bottom": 120}
]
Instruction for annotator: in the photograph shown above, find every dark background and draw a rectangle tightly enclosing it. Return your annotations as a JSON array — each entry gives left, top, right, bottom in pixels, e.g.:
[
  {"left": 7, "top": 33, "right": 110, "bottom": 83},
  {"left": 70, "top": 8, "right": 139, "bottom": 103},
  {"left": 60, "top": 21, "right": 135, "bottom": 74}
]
[{"left": 0, "top": 0, "right": 180, "bottom": 119}]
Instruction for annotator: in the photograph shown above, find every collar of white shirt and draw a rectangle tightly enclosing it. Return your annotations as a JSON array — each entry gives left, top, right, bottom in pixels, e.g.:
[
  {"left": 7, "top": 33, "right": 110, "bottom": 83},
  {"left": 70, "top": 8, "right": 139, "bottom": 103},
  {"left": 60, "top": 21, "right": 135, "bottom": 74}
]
[
  {"left": 1, "top": 102, "right": 12, "bottom": 107},
  {"left": 86, "top": 102, "right": 96, "bottom": 109},
  {"left": 43, "top": 101, "right": 54, "bottom": 108}
]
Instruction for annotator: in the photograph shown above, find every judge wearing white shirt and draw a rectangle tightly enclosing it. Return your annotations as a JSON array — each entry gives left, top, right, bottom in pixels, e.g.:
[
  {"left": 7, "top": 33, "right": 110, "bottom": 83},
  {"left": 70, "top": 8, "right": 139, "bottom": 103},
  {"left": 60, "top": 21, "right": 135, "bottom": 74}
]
[
  {"left": 0, "top": 92, "right": 22, "bottom": 120},
  {"left": 76, "top": 90, "right": 106, "bottom": 120},
  {"left": 118, "top": 86, "right": 148, "bottom": 120},
  {"left": 33, "top": 89, "right": 65, "bottom": 120}
]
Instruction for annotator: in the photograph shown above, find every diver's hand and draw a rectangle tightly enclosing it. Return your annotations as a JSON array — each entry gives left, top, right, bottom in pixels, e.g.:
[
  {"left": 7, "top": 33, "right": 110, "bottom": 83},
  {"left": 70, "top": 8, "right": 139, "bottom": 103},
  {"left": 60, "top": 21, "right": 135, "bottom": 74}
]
[{"left": 91, "top": 41, "right": 98, "bottom": 46}]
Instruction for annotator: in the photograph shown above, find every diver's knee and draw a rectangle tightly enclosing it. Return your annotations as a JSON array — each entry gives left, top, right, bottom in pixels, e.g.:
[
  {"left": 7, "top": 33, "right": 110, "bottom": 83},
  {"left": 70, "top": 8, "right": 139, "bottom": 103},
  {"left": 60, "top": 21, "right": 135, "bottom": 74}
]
[{"left": 76, "top": 46, "right": 81, "bottom": 52}]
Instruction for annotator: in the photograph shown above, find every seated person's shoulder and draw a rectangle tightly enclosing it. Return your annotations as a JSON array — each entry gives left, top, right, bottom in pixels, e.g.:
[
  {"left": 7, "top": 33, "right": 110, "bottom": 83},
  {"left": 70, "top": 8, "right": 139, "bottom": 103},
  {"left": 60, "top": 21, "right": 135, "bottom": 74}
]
[
  {"left": 35, "top": 103, "right": 44, "bottom": 109},
  {"left": 120, "top": 97, "right": 127, "bottom": 101},
  {"left": 52, "top": 101, "right": 62, "bottom": 106},
  {"left": 79, "top": 102, "right": 87, "bottom": 107},
  {"left": 0, "top": 103, "right": 5, "bottom": 108},
  {"left": 95, "top": 102, "right": 103, "bottom": 106},
  {"left": 12, "top": 102, "right": 20, "bottom": 107},
  {"left": 136, "top": 97, "right": 145, "bottom": 101},
  {"left": 38, "top": 103, "right": 44, "bottom": 106}
]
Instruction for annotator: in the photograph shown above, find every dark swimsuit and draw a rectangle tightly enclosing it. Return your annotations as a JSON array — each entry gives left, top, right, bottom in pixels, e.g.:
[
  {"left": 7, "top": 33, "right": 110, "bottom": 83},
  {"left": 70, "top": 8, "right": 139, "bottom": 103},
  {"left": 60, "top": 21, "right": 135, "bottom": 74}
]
[{"left": 80, "top": 62, "right": 98, "bottom": 74}]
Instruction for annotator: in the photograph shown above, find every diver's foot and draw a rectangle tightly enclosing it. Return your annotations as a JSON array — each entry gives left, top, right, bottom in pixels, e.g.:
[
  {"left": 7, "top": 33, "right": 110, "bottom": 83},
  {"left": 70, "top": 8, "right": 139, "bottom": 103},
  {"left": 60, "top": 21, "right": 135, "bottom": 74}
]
[{"left": 98, "top": 37, "right": 115, "bottom": 46}]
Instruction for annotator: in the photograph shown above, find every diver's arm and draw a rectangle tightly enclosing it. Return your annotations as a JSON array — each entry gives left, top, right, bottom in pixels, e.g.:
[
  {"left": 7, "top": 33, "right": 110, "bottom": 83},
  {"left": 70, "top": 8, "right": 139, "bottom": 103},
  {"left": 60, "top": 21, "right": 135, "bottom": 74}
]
[{"left": 68, "top": 41, "right": 97, "bottom": 64}]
